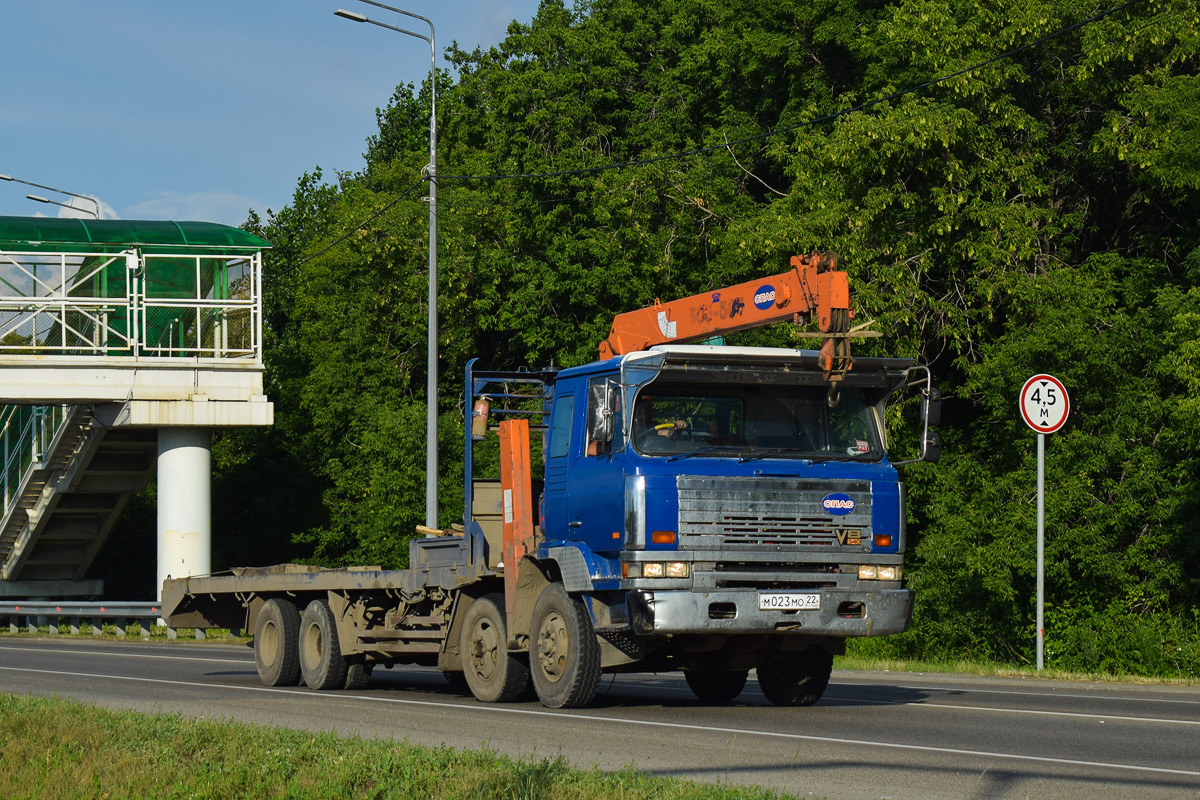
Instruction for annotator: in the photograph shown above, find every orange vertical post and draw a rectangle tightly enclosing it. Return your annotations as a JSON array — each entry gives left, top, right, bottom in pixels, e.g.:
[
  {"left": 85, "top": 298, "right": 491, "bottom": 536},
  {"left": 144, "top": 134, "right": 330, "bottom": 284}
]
[{"left": 498, "top": 418, "right": 535, "bottom": 630}]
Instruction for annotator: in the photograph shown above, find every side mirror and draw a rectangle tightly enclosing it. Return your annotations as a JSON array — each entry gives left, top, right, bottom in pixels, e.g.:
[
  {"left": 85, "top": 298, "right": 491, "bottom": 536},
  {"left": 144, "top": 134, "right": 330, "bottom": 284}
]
[
  {"left": 922, "top": 387, "right": 942, "bottom": 427},
  {"left": 891, "top": 365, "right": 940, "bottom": 466},
  {"left": 922, "top": 431, "right": 941, "bottom": 463}
]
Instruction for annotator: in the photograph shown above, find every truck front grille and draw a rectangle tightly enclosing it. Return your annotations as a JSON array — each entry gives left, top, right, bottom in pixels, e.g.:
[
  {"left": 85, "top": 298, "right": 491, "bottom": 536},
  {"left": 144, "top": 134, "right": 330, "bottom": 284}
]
[{"left": 677, "top": 476, "right": 871, "bottom": 550}]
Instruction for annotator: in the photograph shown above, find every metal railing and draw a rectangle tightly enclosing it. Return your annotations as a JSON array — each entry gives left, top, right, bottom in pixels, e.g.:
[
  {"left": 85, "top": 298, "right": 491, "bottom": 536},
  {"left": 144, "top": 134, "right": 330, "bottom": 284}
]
[
  {"left": 0, "top": 600, "right": 225, "bottom": 639},
  {"left": 2, "top": 403, "right": 70, "bottom": 518},
  {"left": 0, "top": 249, "right": 262, "bottom": 361}
]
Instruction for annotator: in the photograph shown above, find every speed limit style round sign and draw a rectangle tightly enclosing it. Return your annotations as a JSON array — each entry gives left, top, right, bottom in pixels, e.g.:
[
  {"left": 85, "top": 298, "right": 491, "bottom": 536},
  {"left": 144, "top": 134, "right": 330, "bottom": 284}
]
[{"left": 1019, "top": 374, "right": 1070, "bottom": 434}]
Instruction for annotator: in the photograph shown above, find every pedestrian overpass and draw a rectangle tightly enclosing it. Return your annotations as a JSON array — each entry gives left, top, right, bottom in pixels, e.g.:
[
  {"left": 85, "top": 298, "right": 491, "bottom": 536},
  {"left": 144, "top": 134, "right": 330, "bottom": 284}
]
[{"left": 0, "top": 215, "right": 272, "bottom": 597}]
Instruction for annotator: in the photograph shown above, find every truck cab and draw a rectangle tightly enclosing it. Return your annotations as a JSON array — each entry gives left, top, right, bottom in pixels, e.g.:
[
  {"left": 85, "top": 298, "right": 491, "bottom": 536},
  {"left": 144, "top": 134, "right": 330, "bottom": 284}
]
[{"left": 528, "top": 344, "right": 928, "bottom": 701}]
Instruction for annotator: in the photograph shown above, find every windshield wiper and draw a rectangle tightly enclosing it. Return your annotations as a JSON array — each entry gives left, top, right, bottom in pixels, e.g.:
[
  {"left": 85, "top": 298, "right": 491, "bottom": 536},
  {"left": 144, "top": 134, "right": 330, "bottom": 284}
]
[
  {"left": 665, "top": 445, "right": 745, "bottom": 462},
  {"left": 738, "top": 448, "right": 833, "bottom": 464}
]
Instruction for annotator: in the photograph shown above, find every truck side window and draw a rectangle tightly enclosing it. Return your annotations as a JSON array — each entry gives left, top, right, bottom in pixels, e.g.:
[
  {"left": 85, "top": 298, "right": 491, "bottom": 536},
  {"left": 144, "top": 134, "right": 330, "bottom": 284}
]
[
  {"left": 549, "top": 394, "right": 575, "bottom": 459},
  {"left": 586, "top": 378, "right": 623, "bottom": 456}
]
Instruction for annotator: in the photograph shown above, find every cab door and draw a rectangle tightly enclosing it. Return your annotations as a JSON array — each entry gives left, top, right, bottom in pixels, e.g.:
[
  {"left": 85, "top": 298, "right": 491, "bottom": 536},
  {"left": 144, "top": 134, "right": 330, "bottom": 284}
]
[
  {"left": 540, "top": 386, "right": 576, "bottom": 545},
  {"left": 564, "top": 376, "right": 627, "bottom": 554}
]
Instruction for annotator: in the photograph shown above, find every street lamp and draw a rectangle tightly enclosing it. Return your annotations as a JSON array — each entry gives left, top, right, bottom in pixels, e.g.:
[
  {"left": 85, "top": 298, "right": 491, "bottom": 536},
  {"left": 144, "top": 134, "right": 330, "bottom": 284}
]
[
  {"left": 26, "top": 193, "right": 100, "bottom": 218},
  {"left": 1, "top": 173, "right": 101, "bottom": 218},
  {"left": 335, "top": 1, "right": 440, "bottom": 529}
]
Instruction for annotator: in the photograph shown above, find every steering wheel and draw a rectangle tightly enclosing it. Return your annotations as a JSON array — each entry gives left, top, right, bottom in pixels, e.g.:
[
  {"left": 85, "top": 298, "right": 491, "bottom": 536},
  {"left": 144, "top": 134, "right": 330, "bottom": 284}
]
[{"left": 654, "top": 421, "right": 694, "bottom": 440}]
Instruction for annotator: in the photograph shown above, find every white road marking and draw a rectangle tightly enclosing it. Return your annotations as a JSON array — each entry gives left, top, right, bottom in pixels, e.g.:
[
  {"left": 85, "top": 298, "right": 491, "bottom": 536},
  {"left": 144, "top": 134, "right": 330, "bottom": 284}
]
[
  {"left": 0, "top": 643, "right": 247, "bottom": 665},
  {"left": 4, "top": 644, "right": 1197, "bottom": 727},
  {"left": 2, "top": 664, "right": 1199, "bottom": 779},
  {"left": 825, "top": 693, "right": 1200, "bottom": 725},
  {"left": 834, "top": 678, "right": 1200, "bottom": 707}
]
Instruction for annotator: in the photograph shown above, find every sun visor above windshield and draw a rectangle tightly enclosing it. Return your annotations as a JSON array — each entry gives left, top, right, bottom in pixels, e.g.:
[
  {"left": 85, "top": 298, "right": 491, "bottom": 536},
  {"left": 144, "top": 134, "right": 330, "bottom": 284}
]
[{"left": 631, "top": 345, "right": 912, "bottom": 392}]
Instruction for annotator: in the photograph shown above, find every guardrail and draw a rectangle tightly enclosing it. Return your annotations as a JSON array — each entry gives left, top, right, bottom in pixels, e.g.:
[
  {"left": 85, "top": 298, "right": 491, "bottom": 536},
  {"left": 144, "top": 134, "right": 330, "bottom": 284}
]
[{"left": 0, "top": 600, "right": 239, "bottom": 639}]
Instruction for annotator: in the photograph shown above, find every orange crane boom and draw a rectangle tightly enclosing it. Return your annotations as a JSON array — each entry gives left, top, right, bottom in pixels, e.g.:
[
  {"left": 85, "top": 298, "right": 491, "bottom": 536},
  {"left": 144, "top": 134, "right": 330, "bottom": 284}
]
[{"left": 598, "top": 252, "right": 855, "bottom": 384}]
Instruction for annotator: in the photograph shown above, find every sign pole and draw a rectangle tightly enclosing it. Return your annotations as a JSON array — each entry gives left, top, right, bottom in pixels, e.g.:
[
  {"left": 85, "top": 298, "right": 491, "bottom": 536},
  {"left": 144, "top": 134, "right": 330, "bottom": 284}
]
[
  {"left": 1019, "top": 373, "right": 1069, "bottom": 674},
  {"left": 1036, "top": 432, "right": 1045, "bottom": 671}
]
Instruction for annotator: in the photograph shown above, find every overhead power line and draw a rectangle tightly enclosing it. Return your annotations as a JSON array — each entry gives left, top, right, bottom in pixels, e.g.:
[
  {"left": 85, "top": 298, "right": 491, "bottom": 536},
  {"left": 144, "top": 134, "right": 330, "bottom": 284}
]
[{"left": 296, "top": 178, "right": 426, "bottom": 266}]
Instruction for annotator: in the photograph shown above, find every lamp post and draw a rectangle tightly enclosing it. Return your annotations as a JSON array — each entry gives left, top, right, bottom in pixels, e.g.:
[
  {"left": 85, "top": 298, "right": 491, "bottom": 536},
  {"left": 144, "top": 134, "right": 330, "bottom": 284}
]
[
  {"left": 0, "top": 173, "right": 101, "bottom": 218},
  {"left": 335, "top": 1, "right": 440, "bottom": 529},
  {"left": 26, "top": 194, "right": 100, "bottom": 219}
]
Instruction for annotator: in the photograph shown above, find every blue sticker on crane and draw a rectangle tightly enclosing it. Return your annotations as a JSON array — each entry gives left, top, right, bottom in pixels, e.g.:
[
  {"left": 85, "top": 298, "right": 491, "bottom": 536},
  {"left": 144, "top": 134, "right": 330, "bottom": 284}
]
[
  {"left": 822, "top": 493, "right": 856, "bottom": 515},
  {"left": 753, "top": 284, "right": 776, "bottom": 311}
]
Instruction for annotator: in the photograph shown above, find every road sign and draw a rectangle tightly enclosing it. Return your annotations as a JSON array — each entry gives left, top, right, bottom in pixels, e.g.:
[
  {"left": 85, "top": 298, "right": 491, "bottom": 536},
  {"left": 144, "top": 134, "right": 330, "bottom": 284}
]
[
  {"left": 1019, "top": 373, "right": 1069, "bottom": 672},
  {"left": 1020, "top": 374, "right": 1070, "bottom": 434}
]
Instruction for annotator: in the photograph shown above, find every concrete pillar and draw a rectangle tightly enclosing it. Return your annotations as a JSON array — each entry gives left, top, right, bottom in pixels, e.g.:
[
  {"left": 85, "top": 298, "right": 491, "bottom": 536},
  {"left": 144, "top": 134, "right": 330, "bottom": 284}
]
[{"left": 156, "top": 428, "right": 211, "bottom": 601}]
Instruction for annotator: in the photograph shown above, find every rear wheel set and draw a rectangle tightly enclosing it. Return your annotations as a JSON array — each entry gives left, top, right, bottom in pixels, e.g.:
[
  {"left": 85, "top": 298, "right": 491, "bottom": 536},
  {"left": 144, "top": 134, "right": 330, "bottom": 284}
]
[{"left": 252, "top": 597, "right": 370, "bottom": 691}]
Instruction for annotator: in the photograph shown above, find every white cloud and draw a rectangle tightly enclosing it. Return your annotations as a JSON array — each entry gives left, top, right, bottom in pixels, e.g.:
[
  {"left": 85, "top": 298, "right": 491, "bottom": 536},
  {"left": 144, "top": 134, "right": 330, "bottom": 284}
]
[
  {"left": 124, "top": 191, "right": 263, "bottom": 227},
  {"left": 49, "top": 196, "right": 118, "bottom": 220}
]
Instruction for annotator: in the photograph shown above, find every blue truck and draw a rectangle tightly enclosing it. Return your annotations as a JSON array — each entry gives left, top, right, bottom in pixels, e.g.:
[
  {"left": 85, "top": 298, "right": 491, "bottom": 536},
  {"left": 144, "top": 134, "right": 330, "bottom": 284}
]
[{"left": 163, "top": 255, "right": 940, "bottom": 708}]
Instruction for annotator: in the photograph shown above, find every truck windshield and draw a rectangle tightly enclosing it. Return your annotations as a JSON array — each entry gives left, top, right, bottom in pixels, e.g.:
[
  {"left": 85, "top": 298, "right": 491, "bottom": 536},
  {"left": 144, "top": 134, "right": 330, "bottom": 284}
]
[{"left": 630, "top": 382, "right": 881, "bottom": 460}]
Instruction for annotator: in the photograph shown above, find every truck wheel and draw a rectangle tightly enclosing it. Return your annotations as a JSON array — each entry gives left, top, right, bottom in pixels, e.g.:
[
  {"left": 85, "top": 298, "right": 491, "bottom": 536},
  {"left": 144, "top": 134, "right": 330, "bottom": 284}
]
[
  {"left": 757, "top": 647, "right": 834, "bottom": 707},
  {"left": 685, "top": 669, "right": 748, "bottom": 702},
  {"left": 529, "top": 583, "right": 601, "bottom": 708},
  {"left": 299, "top": 599, "right": 348, "bottom": 690},
  {"left": 461, "top": 594, "right": 529, "bottom": 703},
  {"left": 344, "top": 659, "right": 373, "bottom": 690},
  {"left": 254, "top": 598, "right": 301, "bottom": 687}
]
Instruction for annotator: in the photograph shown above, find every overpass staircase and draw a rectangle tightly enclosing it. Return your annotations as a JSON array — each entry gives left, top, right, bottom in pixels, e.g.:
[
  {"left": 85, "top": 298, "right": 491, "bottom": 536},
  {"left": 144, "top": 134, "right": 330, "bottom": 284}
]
[{"left": 1, "top": 405, "right": 156, "bottom": 589}]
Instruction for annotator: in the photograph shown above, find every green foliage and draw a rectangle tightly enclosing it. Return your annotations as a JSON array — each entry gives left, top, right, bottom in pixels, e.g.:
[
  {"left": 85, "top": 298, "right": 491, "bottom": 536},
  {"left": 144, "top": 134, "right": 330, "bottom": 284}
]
[{"left": 223, "top": 0, "right": 1199, "bottom": 673}]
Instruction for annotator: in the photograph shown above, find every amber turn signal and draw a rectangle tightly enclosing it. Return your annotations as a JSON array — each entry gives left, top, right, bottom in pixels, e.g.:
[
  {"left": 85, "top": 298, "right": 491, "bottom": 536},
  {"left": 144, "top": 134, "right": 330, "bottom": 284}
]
[{"left": 650, "top": 530, "right": 677, "bottom": 545}]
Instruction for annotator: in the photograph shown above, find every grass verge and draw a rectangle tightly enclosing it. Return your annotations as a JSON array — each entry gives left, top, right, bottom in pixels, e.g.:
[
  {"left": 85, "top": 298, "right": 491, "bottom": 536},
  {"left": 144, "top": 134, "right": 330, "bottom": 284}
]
[
  {"left": 835, "top": 654, "right": 1200, "bottom": 686},
  {"left": 0, "top": 693, "right": 793, "bottom": 800}
]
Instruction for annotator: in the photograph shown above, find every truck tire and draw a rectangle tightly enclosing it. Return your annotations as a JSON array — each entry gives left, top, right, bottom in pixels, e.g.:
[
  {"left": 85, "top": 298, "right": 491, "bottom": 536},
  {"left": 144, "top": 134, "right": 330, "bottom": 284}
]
[
  {"left": 254, "top": 598, "right": 301, "bottom": 687},
  {"left": 344, "top": 659, "right": 373, "bottom": 690},
  {"left": 299, "top": 599, "right": 348, "bottom": 690},
  {"left": 461, "top": 593, "right": 529, "bottom": 703},
  {"left": 757, "top": 647, "right": 834, "bottom": 707},
  {"left": 529, "top": 583, "right": 601, "bottom": 708},
  {"left": 685, "top": 669, "right": 749, "bottom": 702}
]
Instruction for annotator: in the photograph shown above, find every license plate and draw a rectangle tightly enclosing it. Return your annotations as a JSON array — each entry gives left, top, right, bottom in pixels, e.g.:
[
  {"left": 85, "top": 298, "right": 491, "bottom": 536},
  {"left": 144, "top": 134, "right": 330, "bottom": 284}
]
[{"left": 759, "top": 592, "right": 820, "bottom": 611}]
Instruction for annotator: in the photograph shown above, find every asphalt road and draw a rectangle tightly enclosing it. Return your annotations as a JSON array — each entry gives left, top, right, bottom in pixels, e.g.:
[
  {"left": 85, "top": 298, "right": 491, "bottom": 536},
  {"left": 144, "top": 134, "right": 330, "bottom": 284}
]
[{"left": 1, "top": 637, "right": 1198, "bottom": 799}]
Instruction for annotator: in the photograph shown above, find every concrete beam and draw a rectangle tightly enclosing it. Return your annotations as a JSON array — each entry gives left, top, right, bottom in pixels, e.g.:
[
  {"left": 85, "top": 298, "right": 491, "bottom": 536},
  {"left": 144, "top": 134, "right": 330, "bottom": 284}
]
[
  {"left": 0, "top": 359, "right": 266, "bottom": 405},
  {"left": 93, "top": 398, "right": 273, "bottom": 428}
]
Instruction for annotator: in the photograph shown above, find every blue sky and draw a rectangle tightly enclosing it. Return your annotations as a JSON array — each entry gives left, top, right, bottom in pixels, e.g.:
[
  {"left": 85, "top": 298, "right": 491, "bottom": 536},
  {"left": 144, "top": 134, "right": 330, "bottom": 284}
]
[{"left": 1, "top": 1, "right": 543, "bottom": 226}]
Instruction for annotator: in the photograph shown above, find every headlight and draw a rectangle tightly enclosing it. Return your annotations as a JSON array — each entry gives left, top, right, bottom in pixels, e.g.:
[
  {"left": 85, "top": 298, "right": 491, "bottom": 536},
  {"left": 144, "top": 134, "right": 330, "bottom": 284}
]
[
  {"left": 623, "top": 561, "right": 689, "bottom": 579},
  {"left": 666, "top": 562, "right": 689, "bottom": 578},
  {"left": 858, "top": 565, "right": 902, "bottom": 581}
]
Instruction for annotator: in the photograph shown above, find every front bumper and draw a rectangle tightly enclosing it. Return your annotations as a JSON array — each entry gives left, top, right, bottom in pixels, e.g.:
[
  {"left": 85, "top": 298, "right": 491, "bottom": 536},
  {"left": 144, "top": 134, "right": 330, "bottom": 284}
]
[{"left": 627, "top": 587, "right": 914, "bottom": 637}]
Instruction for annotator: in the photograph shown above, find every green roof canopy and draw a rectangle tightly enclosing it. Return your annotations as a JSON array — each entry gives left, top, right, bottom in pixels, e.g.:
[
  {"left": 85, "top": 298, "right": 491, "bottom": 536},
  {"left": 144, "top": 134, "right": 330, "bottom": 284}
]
[{"left": 0, "top": 215, "right": 271, "bottom": 254}]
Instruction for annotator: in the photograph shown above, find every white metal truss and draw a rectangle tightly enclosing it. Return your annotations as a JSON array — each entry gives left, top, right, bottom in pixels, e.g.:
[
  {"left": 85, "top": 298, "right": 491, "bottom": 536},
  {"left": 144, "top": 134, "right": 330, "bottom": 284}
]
[{"left": 0, "top": 249, "right": 263, "bottom": 362}]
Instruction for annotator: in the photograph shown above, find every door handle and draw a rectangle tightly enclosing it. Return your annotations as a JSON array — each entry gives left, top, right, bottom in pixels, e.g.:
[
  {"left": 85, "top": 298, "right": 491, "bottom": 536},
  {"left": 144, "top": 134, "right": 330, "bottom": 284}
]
[{"left": 568, "top": 520, "right": 582, "bottom": 528}]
